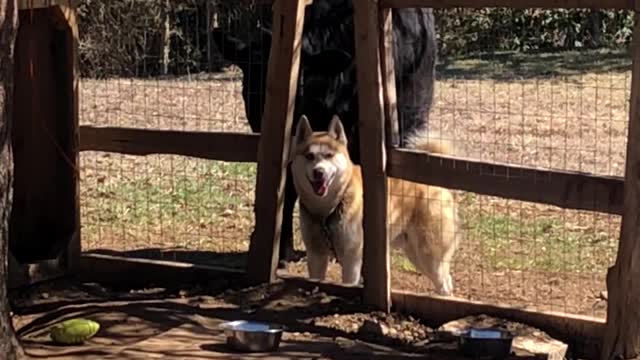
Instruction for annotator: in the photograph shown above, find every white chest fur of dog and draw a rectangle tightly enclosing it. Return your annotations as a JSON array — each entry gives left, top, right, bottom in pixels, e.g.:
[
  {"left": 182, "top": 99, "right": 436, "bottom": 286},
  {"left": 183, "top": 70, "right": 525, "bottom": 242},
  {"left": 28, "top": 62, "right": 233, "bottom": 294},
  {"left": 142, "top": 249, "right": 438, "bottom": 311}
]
[{"left": 290, "top": 115, "right": 460, "bottom": 296}]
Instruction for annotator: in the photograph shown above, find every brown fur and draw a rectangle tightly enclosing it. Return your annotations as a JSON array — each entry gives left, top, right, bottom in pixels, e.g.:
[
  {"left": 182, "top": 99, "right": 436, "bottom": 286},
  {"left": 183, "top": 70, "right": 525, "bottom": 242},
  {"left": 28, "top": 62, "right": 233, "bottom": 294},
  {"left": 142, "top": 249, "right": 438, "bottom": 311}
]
[{"left": 291, "top": 116, "right": 460, "bottom": 294}]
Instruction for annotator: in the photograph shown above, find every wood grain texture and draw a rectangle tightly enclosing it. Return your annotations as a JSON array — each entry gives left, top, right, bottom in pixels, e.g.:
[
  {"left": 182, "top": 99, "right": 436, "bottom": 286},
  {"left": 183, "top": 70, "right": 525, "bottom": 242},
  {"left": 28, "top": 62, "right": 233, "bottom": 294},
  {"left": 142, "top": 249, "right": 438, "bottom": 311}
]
[
  {"left": 52, "top": 2, "right": 80, "bottom": 273},
  {"left": 353, "top": 0, "right": 391, "bottom": 312},
  {"left": 601, "top": 12, "right": 640, "bottom": 360},
  {"left": 11, "top": 6, "right": 76, "bottom": 280},
  {"left": 79, "top": 126, "right": 260, "bottom": 162},
  {"left": 388, "top": 149, "right": 624, "bottom": 215},
  {"left": 18, "top": 0, "right": 78, "bottom": 10},
  {"left": 246, "top": 0, "right": 307, "bottom": 284},
  {"left": 380, "top": 0, "right": 635, "bottom": 9}
]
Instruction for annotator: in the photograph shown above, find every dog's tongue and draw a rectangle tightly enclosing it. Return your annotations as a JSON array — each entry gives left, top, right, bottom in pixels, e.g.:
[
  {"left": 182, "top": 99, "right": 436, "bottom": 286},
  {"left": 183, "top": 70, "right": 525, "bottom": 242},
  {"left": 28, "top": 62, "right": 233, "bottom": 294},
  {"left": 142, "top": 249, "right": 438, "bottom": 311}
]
[{"left": 312, "top": 180, "right": 328, "bottom": 196}]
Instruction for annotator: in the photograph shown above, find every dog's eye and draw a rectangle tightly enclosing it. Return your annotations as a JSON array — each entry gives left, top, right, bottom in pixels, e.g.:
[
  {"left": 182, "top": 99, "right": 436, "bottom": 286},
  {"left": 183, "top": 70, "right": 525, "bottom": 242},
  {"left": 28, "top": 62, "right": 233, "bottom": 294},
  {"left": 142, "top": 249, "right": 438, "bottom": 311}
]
[
  {"left": 324, "top": 153, "right": 334, "bottom": 158},
  {"left": 305, "top": 153, "right": 315, "bottom": 161}
]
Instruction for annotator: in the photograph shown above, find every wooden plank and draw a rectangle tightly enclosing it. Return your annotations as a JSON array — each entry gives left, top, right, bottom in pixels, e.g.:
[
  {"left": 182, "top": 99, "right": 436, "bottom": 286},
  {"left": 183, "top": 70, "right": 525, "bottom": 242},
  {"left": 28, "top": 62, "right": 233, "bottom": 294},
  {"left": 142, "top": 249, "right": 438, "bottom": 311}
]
[
  {"left": 379, "top": 8, "right": 399, "bottom": 148},
  {"left": 388, "top": 148, "right": 624, "bottom": 215},
  {"left": 51, "top": 2, "right": 80, "bottom": 273},
  {"left": 79, "top": 254, "right": 244, "bottom": 288},
  {"left": 11, "top": 6, "right": 76, "bottom": 281},
  {"left": 79, "top": 126, "right": 260, "bottom": 163},
  {"left": 380, "top": 0, "right": 635, "bottom": 9},
  {"left": 18, "top": 0, "right": 78, "bottom": 10},
  {"left": 353, "top": 0, "right": 391, "bottom": 312},
  {"left": 601, "top": 12, "right": 640, "bottom": 360},
  {"left": 391, "top": 291, "right": 603, "bottom": 360},
  {"left": 247, "top": 0, "right": 306, "bottom": 284}
]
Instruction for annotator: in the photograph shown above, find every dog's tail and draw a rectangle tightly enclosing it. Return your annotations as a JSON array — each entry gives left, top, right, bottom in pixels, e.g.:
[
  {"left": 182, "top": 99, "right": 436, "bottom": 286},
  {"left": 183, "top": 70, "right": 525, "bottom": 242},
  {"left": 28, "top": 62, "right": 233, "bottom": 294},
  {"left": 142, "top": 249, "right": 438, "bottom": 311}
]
[{"left": 404, "top": 129, "right": 454, "bottom": 156}]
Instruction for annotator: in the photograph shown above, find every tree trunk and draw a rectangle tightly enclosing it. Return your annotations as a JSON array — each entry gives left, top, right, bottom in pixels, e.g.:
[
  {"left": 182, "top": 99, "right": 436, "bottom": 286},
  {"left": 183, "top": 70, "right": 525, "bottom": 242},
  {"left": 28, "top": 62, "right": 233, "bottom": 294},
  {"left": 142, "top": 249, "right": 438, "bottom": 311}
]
[
  {"left": 0, "top": 0, "right": 23, "bottom": 358},
  {"left": 162, "top": 0, "right": 171, "bottom": 75},
  {"left": 589, "top": 9, "right": 602, "bottom": 48},
  {"left": 601, "top": 14, "right": 640, "bottom": 360}
]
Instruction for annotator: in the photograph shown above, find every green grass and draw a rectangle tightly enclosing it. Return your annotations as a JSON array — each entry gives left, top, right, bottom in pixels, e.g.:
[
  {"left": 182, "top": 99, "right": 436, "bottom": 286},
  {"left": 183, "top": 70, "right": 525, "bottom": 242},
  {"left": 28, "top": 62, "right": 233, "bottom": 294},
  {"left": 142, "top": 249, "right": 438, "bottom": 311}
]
[
  {"left": 83, "top": 160, "right": 617, "bottom": 274},
  {"left": 437, "top": 48, "right": 631, "bottom": 80},
  {"left": 83, "top": 161, "right": 256, "bottom": 230},
  {"left": 470, "top": 214, "right": 611, "bottom": 272}
]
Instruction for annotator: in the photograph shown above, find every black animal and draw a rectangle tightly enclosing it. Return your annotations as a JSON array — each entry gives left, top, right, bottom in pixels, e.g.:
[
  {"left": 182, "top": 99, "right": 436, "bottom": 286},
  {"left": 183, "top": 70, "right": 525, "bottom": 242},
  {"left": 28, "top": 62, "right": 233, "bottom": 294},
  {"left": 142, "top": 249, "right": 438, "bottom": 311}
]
[{"left": 213, "top": 1, "right": 437, "bottom": 268}]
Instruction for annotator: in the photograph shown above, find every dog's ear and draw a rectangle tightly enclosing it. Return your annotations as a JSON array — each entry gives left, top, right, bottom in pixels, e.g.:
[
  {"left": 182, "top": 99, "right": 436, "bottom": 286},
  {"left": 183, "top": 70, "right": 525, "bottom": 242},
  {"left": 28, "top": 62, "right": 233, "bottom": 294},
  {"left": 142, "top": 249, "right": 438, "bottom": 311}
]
[
  {"left": 294, "top": 115, "right": 313, "bottom": 145},
  {"left": 328, "top": 115, "right": 347, "bottom": 146}
]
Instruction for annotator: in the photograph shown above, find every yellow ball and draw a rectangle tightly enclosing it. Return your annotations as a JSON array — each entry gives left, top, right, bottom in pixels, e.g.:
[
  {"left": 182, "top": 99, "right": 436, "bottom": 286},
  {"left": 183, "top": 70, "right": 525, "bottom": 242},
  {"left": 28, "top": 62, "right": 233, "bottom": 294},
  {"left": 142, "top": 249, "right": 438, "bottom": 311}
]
[{"left": 50, "top": 318, "right": 100, "bottom": 345}]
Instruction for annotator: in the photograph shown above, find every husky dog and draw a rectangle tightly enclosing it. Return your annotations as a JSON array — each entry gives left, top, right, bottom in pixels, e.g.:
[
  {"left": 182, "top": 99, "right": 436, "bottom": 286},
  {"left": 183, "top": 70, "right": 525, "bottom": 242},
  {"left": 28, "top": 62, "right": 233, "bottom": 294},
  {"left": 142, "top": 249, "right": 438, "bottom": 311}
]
[{"left": 290, "top": 115, "right": 460, "bottom": 296}]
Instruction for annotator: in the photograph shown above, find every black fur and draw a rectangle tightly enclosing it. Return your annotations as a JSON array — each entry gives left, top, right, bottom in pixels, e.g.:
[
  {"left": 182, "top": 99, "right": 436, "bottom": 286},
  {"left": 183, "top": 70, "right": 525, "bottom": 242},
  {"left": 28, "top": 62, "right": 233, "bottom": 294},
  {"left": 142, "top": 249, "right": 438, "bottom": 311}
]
[{"left": 213, "top": 2, "right": 437, "bottom": 268}]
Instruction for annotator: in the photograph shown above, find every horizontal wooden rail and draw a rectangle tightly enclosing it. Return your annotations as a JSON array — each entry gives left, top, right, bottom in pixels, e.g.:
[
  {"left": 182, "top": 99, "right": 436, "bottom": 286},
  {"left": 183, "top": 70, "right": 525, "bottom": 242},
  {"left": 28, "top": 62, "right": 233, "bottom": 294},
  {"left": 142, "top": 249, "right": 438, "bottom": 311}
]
[
  {"left": 388, "top": 148, "right": 624, "bottom": 215},
  {"left": 78, "top": 126, "right": 260, "bottom": 163},
  {"left": 18, "top": 0, "right": 78, "bottom": 10},
  {"left": 79, "top": 253, "right": 244, "bottom": 289},
  {"left": 381, "top": 0, "right": 636, "bottom": 9}
]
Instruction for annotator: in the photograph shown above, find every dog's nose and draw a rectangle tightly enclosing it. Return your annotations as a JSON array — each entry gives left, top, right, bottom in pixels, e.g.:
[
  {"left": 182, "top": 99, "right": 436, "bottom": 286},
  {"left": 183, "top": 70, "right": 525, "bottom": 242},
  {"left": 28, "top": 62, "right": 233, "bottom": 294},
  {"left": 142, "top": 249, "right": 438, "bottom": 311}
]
[{"left": 313, "top": 168, "right": 325, "bottom": 180}]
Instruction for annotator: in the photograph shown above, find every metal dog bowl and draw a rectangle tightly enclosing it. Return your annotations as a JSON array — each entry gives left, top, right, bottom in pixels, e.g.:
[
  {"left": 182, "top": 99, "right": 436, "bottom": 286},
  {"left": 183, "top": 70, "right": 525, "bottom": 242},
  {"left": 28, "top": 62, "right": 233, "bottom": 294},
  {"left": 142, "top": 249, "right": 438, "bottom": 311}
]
[
  {"left": 219, "top": 320, "right": 284, "bottom": 352},
  {"left": 458, "top": 327, "right": 514, "bottom": 359}
]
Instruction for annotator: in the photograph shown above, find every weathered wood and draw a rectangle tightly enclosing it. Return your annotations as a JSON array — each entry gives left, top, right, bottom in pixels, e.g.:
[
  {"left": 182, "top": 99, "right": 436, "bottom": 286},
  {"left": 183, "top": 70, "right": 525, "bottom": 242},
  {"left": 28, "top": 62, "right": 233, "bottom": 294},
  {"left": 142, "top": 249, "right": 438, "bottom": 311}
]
[
  {"left": 392, "top": 291, "right": 603, "bottom": 360},
  {"left": 602, "top": 13, "right": 640, "bottom": 360},
  {"left": 379, "top": 8, "right": 399, "bottom": 148},
  {"left": 79, "top": 126, "right": 260, "bottom": 163},
  {"left": 247, "top": 0, "right": 307, "bottom": 284},
  {"left": 79, "top": 254, "right": 244, "bottom": 288},
  {"left": 18, "top": 0, "right": 78, "bottom": 10},
  {"left": 380, "top": 0, "right": 635, "bottom": 9},
  {"left": 388, "top": 148, "right": 624, "bottom": 215},
  {"left": 51, "top": 2, "right": 80, "bottom": 273},
  {"left": 0, "top": 0, "right": 24, "bottom": 357},
  {"left": 353, "top": 0, "right": 391, "bottom": 312},
  {"left": 11, "top": 5, "right": 77, "bottom": 279}
]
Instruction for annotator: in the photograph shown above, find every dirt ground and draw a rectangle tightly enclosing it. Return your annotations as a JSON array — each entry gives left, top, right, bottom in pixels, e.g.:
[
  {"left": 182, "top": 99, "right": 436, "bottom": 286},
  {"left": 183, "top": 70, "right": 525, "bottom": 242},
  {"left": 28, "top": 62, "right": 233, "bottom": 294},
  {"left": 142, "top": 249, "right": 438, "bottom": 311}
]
[{"left": 10, "top": 278, "right": 550, "bottom": 360}]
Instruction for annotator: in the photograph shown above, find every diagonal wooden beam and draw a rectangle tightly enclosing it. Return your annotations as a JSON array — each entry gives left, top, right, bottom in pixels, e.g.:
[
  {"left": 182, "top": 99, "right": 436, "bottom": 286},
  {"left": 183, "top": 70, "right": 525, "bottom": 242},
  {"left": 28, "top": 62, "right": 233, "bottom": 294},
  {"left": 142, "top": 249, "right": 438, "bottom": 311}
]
[{"left": 247, "top": 0, "right": 307, "bottom": 284}]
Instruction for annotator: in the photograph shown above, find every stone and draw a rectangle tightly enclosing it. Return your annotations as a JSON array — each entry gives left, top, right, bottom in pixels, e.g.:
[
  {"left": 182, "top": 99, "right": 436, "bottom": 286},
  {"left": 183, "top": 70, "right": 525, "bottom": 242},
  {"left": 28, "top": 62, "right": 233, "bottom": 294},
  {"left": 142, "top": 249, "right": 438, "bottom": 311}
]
[{"left": 358, "top": 319, "right": 387, "bottom": 337}]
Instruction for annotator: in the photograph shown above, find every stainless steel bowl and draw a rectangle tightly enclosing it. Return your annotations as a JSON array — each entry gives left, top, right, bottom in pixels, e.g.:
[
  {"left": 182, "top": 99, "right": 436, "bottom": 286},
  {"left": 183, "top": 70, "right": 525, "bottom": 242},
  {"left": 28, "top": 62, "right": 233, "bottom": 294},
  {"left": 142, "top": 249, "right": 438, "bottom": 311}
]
[
  {"left": 458, "top": 327, "right": 514, "bottom": 359},
  {"left": 219, "top": 320, "right": 284, "bottom": 352}
]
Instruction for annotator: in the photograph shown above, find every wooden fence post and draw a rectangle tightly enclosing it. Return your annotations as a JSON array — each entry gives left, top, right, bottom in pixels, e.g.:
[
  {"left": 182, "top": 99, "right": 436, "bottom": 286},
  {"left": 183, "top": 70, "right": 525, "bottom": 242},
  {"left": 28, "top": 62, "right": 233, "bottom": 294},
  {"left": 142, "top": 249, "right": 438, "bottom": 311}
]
[
  {"left": 353, "top": 0, "right": 391, "bottom": 312},
  {"left": 247, "top": 0, "right": 307, "bottom": 284},
  {"left": 9, "top": 0, "right": 80, "bottom": 288},
  {"left": 601, "top": 11, "right": 640, "bottom": 360}
]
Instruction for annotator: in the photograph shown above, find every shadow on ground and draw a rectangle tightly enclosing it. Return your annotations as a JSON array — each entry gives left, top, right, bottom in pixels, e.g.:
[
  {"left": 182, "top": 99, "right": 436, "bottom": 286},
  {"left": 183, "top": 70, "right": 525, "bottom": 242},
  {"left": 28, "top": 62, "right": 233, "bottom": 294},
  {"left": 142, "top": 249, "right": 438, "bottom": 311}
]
[
  {"left": 13, "top": 279, "right": 467, "bottom": 360},
  {"left": 437, "top": 48, "right": 631, "bottom": 80},
  {"left": 85, "top": 248, "right": 306, "bottom": 272}
]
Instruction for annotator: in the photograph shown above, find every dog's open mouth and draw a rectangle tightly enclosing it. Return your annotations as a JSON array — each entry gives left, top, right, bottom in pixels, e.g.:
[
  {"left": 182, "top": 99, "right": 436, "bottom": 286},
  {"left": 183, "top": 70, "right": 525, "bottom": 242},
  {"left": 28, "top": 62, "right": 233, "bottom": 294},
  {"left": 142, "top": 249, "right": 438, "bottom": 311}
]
[{"left": 310, "top": 178, "right": 330, "bottom": 197}]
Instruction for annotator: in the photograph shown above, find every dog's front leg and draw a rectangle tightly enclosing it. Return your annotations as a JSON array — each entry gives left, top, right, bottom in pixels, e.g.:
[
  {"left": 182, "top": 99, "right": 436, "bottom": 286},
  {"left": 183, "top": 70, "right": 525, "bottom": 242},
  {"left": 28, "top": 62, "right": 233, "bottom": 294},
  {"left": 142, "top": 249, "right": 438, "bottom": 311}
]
[
  {"left": 307, "top": 251, "right": 329, "bottom": 281},
  {"left": 340, "top": 252, "right": 362, "bottom": 286}
]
